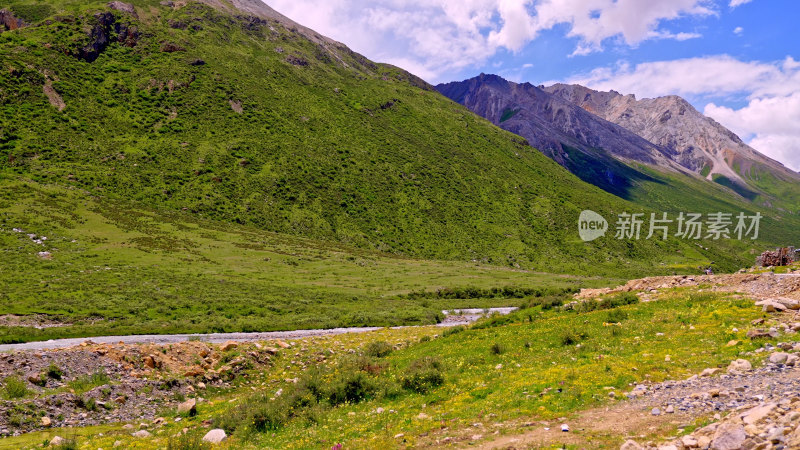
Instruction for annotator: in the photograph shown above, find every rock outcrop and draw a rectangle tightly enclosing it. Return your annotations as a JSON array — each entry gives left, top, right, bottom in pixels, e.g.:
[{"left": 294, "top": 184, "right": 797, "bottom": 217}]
[
  {"left": 0, "top": 9, "right": 28, "bottom": 31},
  {"left": 76, "top": 12, "right": 139, "bottom": 63}
]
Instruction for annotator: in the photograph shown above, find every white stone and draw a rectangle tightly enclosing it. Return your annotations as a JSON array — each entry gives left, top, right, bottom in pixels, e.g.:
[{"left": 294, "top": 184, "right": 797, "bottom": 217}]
[{"left": 202, "top": 429, "right": 227, "bottom": 444}]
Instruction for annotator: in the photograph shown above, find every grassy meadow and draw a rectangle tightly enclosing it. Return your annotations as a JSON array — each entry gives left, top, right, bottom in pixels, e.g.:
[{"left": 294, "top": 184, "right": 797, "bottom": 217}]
[
  {"left": 0, "top": 177, "right": 616, "bottom": 343},
  {"left": 0, "top": 289, "right": 775, "bottom": 449}
]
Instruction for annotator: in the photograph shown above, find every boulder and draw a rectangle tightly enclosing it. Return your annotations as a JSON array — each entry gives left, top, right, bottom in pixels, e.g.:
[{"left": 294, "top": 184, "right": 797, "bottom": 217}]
[
  {"left": 747, "top": 329, "right": 778, "bottom": 339},
  {"left": 132, "top": 430, "right": 151, "bottom": 438},
  {"left": 681, "top": 436, "right": 698, "bottom": 448},
  {"left": 202, "top": 429, "right": 227, "bottom": 444},
  {"left": 740, "top": 403, "right": 777, "bottom": 425},
  {"left": 49, "top": 436, "right": 64, "bottom": 447},
  {"left": 774, "top": 297, "right": 800, "bottom": 310},
  {"left": 769, "top": 352, "right": 789, "bottom": 364},
  {"left": 620, "top": 440, "right": 643, "bottom": 450},
  {"left": 184, "top": 366, "right": 205, "bottom": 377},
  {"left": 177, "top": 398, "right": 197, "bottom": 415},
  {"left": 219, "top": 341, "right": 238, "bottom": 352},
  {"left": 710, "top": 423, "right": 746, "bottom": 450},
  {"left": 727, "top": 359, "right": 752, "bottom": 374},
  {"left": 699, "top": 368, "right": 721, "bottom": 377},
  {"left": 41, "top": 416, "right": 51, "bottom": 427}
]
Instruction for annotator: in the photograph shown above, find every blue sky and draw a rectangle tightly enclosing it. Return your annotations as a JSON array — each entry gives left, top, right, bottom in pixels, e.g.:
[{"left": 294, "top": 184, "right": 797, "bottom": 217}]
[{"left": 267, "top": 0, "right": 800, "bottom": 170}]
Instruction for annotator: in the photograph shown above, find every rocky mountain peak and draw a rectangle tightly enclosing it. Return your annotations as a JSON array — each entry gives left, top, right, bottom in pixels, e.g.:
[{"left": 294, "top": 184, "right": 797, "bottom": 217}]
[{"left": 543, "top": 83, "right": 797, "bottom": 184}]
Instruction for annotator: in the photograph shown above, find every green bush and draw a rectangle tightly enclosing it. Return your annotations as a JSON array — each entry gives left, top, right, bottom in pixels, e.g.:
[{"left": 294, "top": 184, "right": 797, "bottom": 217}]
[
  {"left": 68, "top": 370, "right": 110, "bottom": 394},
  {"left": 490, "top": 342, "right": 505, "bottom": 355},
  {"left": 216, "top": 382, "right": 324, "bottom": 434},
  {"left": 2, "top": 376, "right": 31, "bottom": 399},
  {"left": 364, "top": 341, "right": 393, "bottom": 358},
  {"left": 328, "top": 371, "right": 376, "bottom": 405},
  {"left": 401, "top": 357, "right": 445, "bottom": 394},
  {"left": 575, "top": 292, "right": 639, "bottom": 313},
  {"left": 46, "top": 362, "right": 64, "bottom": 380},
  {"left": 167, "top": 431, "right": 212, "bottom": 450},
  {"left": 605, "top": 308, "right": 629, "bottom": 323},
  {"left": 442, "top": 325, "right": 465, "bottom": 337},
  {"left": 561, "top": 330, "right": 589, "bottom": 346}
]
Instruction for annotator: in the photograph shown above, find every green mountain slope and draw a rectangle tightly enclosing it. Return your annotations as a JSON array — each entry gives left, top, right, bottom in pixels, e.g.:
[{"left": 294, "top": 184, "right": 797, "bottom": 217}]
[
  {"left": 0, "top": 0, "right": 788, "bottom": 344},
  {"left": 0, "top": 0, "right": 783, "bottom": 293}
]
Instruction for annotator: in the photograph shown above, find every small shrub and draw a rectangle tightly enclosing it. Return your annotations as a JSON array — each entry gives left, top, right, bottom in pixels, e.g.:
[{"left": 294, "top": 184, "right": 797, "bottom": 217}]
[
  {"left": 364, "top": 341, "right": 393, "bottom": 358},
  {"left": 419, "top": 335, "right": 431, "bottom": 343},
  {"left": 442, "top": 325, "right": 465, "bottom": 337},
  {"left": 46, "top": 362, "right": 64, "bottom": 380},
  {"left": 605, "top": 308, "right": 629, "bottom": 323},
  {"left": 602, "top": 292, "right": 639, "bottom": 308},
  {"left": 490, "top": 342, "right": 505, "bottom": 355},
  {"left": 401, "top": 357, "right": 445, "bottom": 394},
  {"left": 3, "top": 376, "right": 31, "bottom": 399},
  {"left": 76, "top": 396, "right": 97, "bottom": 411},
  {"left": 328, "top": 371, "right": 376, "bottom": 405},
  {"left": 606, "top": 309, "right": 628, "bottom": 323},
  {"left": 68, "top": 370, "right": 109, "bottom": 394},
  {"left": 561, "top": 330, "right": 589, "bottom": 346},
  {"left": 249, "top": 399, "right": 290, "bottom": 432},
  {"left": 167, "top": 431, "right": 211, "bottom": 450}
]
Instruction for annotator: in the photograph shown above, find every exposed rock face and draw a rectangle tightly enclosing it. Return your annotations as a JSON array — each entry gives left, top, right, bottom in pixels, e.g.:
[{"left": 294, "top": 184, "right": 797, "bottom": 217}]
[
  {"left": 436, "top": 74, "right": 686, "bottom": 197},
  {"left": 543, "top": 83, "right": 800, "bottom": 185},
  {"left": 107, "top": 2, "right": 137, "bottom": 18},
  {"left": 77, "top": 12, "right": 139, "bottom": 62},
  {"left": 0, "top": 9, "right": 28, "bottom": 31}
]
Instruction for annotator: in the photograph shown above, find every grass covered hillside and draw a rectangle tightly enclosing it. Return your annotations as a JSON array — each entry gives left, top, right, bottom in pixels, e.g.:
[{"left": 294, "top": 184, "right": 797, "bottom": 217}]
[{"left": 0, "top": 0, "right": 765, "bottom": 275}]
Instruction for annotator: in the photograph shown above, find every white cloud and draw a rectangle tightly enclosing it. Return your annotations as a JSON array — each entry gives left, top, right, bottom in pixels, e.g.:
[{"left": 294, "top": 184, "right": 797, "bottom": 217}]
[
  {"left": 730, "top": 0, "right": 754, "bottom": 8},
  {"left": 264, "top": 0, "right": 713, "bottom": 81},
  {"left": 566, "top": 56, "right": 800, "bottom": 172},
  {"left": 733, "top": 26, "right": 743, "bottom": 35},
  {"left": 522, "top": 63, "right": 534, "bottom": 68},
  {"left": 566, "top": 55, "right": 800, "bottom": 99},
  {"left": 705, "top": 93, "right": 800, "bottom": 171},
  {"left": 535, "top": 0, "right": 713, "bottom": 55}
]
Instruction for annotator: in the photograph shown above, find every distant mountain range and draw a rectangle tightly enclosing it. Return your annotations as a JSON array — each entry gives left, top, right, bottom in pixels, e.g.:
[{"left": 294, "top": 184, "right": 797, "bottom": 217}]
[{"left": 437, "top": 74, "right": 800, "bottom": 210}]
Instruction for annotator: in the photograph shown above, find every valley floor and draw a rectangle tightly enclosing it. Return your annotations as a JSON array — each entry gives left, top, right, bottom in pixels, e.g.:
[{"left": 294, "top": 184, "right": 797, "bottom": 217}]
[{"left": 1, "top": 270, "right": 799, "bottom": 448}]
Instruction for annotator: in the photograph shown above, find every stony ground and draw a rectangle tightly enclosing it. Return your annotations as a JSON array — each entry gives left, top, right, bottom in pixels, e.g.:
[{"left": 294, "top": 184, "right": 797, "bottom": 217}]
[
  {"left": 0, "top": 339, "right": 282, "bottom": 436},
  {"left": 577, "top": 272, "right": 800, "bottom": 304}
]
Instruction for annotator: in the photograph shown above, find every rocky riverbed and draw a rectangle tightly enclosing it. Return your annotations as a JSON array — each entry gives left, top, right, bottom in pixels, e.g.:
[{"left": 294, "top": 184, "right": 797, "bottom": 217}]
[{"left": 623, "top": 339, "right": 800, "bottom": 449}]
